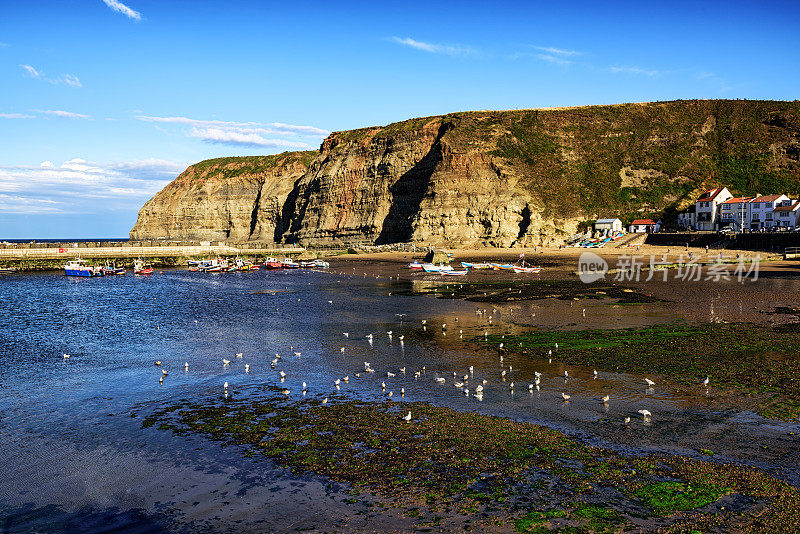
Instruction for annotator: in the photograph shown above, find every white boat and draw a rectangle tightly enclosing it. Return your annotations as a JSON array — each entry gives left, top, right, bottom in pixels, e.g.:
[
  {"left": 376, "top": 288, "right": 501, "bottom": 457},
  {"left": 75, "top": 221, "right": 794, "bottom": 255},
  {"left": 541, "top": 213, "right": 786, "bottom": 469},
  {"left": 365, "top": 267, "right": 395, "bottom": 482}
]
[
  {"left": 64, "top": 259, "right": 103, "bottom": 277},
  {"left": 460, "top": 262, "right": 490, "bottom": 269},
  {"left": 422, "top": 263, "right": 453, "bottom": 273},
  {"left": 512, "top": 265, "right": 542, "bottom": 273},
  {"left": 441, "top": 269, "right": 468, "bottom": 276}
]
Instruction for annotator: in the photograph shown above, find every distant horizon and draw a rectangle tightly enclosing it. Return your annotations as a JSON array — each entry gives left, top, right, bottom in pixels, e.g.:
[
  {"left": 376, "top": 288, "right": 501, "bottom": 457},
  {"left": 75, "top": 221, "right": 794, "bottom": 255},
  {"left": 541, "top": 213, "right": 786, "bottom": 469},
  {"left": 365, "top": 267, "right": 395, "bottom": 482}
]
[{"left": 2, "top": 0, "right": 798, "bottom": 238}]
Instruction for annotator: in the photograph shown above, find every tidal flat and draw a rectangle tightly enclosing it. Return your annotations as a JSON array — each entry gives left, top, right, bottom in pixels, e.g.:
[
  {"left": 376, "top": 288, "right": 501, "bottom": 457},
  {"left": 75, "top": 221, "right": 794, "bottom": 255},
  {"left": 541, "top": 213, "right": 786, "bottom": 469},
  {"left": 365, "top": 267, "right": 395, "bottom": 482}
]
[{"left": 1, "top": 254, "right": 799, "bottom": 532}]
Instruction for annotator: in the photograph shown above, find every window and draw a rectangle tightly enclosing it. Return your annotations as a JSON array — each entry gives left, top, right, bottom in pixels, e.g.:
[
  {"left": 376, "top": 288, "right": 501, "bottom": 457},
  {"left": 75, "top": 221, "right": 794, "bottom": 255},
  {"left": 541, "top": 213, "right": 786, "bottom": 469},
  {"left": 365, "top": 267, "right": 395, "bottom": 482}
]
[{"left": 766, "top": 214, "right": 773, "bottom": 220}]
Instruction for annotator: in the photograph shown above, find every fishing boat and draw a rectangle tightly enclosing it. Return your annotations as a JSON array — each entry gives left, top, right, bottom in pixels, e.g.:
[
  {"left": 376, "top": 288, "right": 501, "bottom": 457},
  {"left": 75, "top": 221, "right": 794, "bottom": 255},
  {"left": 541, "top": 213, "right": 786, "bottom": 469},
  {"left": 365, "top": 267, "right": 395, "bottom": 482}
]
[
  {"left": 489, "top": 262, "right": 515, "bottom": 271},
  {"left": 264, "top": 257, "right": 283, "bottom": 269},
  {"left": 187, "top": 260, "right": 202, "bottom": 272},
  {"left": 281, "top": 258, "right": 300, "bottom": 269},
  {"left": 311, "top": 259, "right": 330, "bottom": 268},
  {"left": 441, "top": 269, "right": 468, "bottom": 276},
  {"left": 133, "top": 259, "right": 154, "bottom": 275},
  {"left": 460, "top": 262, "right": 490, "bottom": 269},
  {"left": 64, "top": 259, "right": 103, "bottom": 277},
  {"left": 101, "top": 261, "right": 126, "bottom": 275},
  {"left": 408, "top": 260, "right": 423, "bottom": 270},
  {"left": 422, "top": 263, "right": 453, "bottom": 273},
  {"left": 512, "top": 265, "right": 542, "bottom": 273}
]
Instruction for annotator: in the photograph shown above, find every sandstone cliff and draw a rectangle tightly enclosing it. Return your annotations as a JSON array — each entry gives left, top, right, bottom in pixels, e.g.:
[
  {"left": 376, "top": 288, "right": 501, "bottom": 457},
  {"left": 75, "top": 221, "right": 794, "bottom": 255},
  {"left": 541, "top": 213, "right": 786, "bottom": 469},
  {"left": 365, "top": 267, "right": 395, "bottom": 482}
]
[{"left": 131, "top": 99, "right": 800, "bottom": 246}]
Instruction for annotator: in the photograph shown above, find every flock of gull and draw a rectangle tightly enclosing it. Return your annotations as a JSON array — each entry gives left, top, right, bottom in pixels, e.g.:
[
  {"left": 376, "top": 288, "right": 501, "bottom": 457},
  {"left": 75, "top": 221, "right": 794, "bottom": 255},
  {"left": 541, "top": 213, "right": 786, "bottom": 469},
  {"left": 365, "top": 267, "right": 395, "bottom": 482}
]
[{"left": 125, "top": 287, "right": 713, "bottom": 428}]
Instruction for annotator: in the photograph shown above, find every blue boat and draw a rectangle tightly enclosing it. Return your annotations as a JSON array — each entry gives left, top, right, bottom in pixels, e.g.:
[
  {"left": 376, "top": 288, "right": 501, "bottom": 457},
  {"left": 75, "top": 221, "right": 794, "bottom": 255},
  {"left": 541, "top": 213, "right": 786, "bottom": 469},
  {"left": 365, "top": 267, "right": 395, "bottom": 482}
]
[{"left": 64, "top": 259, "right": 103, "bottom": 277}]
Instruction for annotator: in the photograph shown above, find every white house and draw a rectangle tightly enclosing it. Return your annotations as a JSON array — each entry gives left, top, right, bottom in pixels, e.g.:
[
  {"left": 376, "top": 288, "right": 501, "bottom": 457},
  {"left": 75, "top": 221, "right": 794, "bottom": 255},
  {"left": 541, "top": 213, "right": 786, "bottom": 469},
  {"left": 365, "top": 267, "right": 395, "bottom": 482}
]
[
  {"left": 695, "top": 187, "right": 732, "bottom": 231},
  {"left": 676, "top": 205, "right": 696, "bottom": 229},
  {"left": 595, "top": 218, "right": 623, "bottom": 235},
  {"left": 748, "top": 194, "right": 790, "bottom": 230},
  {"left": 772, "top": 199, "right": 800, "bottom": 228},
  {"left": 719, "top": 196, "right": 755, "bottom": 230},
  {"left": 629, "top": 219, "right": 657, "bottom": 233}
]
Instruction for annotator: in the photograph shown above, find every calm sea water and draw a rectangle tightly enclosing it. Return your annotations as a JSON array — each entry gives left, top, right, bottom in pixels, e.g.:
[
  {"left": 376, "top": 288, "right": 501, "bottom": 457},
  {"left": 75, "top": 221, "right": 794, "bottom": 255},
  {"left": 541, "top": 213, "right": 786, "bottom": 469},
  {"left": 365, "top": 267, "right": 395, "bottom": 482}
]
[{"left": 0, "top": 269, "right": 797, "bottom": 532}]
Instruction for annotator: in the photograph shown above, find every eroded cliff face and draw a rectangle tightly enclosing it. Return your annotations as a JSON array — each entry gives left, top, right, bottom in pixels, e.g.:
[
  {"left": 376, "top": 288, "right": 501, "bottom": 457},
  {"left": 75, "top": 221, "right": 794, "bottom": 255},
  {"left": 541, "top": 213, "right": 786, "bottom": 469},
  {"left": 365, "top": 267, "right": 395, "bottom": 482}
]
[
  {"left": 129, "top": 153, "right": 314, "bottom": 241},
  {"left": 131, "top": 100, "right": 800, "bottom": 246}
]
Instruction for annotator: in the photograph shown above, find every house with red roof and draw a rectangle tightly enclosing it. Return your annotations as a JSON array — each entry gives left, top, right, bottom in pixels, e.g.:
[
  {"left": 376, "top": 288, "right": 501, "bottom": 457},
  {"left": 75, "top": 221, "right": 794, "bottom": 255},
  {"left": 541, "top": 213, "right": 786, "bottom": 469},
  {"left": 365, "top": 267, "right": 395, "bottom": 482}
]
[
  {"left": 771, "top": 199, "right": 800, "bottom": 228},
  {"left": 719, "top": 196, "right": 756, "bottom": 230},
  {"left": 629, "top": 219, "right": 657, "bottom": 233},
  {"left": 695, "top": 187, "right": 732, "bottom": 231},
  {"left": 748, "top": 194, "right": 790, "bottom": 230}
]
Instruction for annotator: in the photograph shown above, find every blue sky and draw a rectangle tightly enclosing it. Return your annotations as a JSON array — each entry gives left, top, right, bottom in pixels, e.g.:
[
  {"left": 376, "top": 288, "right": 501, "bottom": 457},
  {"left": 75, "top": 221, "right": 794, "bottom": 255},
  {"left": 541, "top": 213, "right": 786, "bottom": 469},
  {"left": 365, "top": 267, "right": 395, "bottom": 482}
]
[{"left": 1, "top": 0, "right": 798, "bottom": 238}]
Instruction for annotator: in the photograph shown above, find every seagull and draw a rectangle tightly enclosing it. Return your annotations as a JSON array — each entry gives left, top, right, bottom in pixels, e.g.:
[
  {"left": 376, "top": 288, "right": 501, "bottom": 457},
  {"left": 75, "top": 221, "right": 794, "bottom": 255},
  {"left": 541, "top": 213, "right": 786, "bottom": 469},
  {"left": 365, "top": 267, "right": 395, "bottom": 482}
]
[
  {"left": 402, "top": 411, "right": 412, "bottom": 422},
  {"left": 400, "top": 367, "right": 406, "bottom": 375},
  {"left": 638, "top": 409, "right": 652, "bottom": 418},
  {"left": 387, "top": 372, "right": 396, "bottom": 378},
  {"left": 455, "top": 382, "right": 464, "bottom": 388},
  {"left": 322, "top": 397, "right": 328, "bottom": 404},
  {"left": 366, "top": 334, "right": 373, "bottom": 341},
  {"left": 159, "top": 376, "right": 163, "bottom": 384},
  {"left": 702, "top": 376, "right": 710, "bottom": 386},
  {"left": 245, "top": 364, "right": 250, "bottom": 372},
  {"left": 593, "top": 369, "right": 598, "bottom": 378},
  {"left": 224, "top": 381, "right": 229, "bottom": 389},
  {"left": 343, "top": 332, "right": 349, "bottom": 338},
  {"left": 184, "top": 362, "right": 189, "bottom": 370},
  {"left": 343, "top": 375, "right": 349, "bottom": 382},
  {"left": 162, "top": 369, "right": 169, "bottom": 376},
  {"left": 328, "top": 300, "right": 333, "bottom": 304},
  {"left": 534, "top": 371, "right": 542, "bottom": 378},
  {"left": 475, "top": 385, "right": 484, "bottom": 393},
  {"left": 236, "top": 353, "right": 243, "bottom": 358},
  {"left": 624, "top": 416, "right": 631, "bottom": 425},
  {"left": 282, "top": 389, "right": 290, "bottom": 395},
  {"left": 280, "top": 371, "right": 286, "bottom": 378},
  {"left": 602, "top": 395, "right": 610, "bottom": 404},
  {"left": 562, "top": 392, "right": 571, "bottom": 401},
  {"left": 421, "top": 320, "right": 427, "bottom": 324},
  {"left": 555, "top": 343, "right": 559, "bottom": 350},
  {"left": 435, "top": 377, "right": 446, "bottom": 383},
  {"left": 509, "top": 382, "right": 515, "bottom": 390},
  {"left": 398, "top": 335, "right": 404, "bottom": 340},
  {"left": 294, "top": 352, "right": 301, "bottom": 357},
  {"left": 334, "top": 379, "right": 340, "bottom": 386},
  {"left": 528, "top": 383, "right": 534, "bottom": 390},
  {"left": 387, "top": 331, "right": 393, "bottom": 336},
  {"left": 340, "top": 347, "right": 345, "bottom": 353},
  {"left": 63, "top": 353, "right": 71, "bottom": 359},
  {"left": 564, "top": 370, "right": 569, "bottom": 378},
  {"left": 381, "top": 381, "right": 386, "bottom": 389},
  {"left": 222, "top": 359, "right": 231, "bottom": 365},
  {"left": 302, "top": 382, "right": 307, "bottom": 391},
  {"left": 644, "top": 378, "right": 655, "bottom": 387},
  {"left": 154, "top": 360, "right": 161, "bottom": 366},
  {"left": 469, "top": 366, "right": 474, "bottom": 374}
]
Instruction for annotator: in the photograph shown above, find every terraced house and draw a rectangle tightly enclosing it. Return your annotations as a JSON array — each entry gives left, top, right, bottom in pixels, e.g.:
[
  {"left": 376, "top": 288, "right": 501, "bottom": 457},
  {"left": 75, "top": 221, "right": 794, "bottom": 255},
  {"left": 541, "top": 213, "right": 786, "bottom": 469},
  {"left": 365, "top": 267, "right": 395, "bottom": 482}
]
[
  {"left": 694, "top": 187, "right": 732, "bottom": 231},
  {"left": 748, "top": 194, "right": 791, "bottom": 230}
]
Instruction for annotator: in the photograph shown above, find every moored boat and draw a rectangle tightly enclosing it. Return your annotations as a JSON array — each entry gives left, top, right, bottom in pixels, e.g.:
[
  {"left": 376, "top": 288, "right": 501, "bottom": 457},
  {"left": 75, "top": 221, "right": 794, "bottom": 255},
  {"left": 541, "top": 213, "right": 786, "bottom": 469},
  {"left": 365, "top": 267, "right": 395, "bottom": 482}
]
[
  {"left": 264, "top": 257, "right": 283, "bottom": 269},
  {"left": 461, "top": 261, "right": 490, "bottom": 269},
  {"left": 64, "top": 259, "right": 103, "bottom": 277},
  {"left": 281, "top": 258, "right": 300, "bottom": 269},
  {"left": 441, "top": 269, "right": 468, "bottom": 276},
  {"left": 101, "top": 261, "right": 126, "bottom": 275},
  {"left": 133, "top": 259, "right": 154, "bottom": 275},
  {"left": 512, "top": 265, "right": 542, "bottom": 273},
  {"left": 408, "top": 260, "right": 423, "bottom": 270}
]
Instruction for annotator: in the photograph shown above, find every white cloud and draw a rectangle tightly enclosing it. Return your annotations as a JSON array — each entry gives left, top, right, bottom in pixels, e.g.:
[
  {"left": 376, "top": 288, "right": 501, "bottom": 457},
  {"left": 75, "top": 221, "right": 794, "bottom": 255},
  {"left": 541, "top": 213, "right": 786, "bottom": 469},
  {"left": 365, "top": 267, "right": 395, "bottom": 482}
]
[
  {"left": 35, "top": 109, "right": 92, "bottom": 119},
  {"left": 19, "top": 65, "right": 82, "bottom": 87},
  {"left": 610, "top": 66, "right": 660, "bottom": 76},
  {"left": 535, "top": 54, "right": 574, "bottom": 65},
  {"left": 101, "top": 0, "right": 141, "bottom": 20},
  {"left": 0, "top": 157, "right": 184, "bottom": 214},
  {"left": 190, "top": 127, "right": 313, "bottom": 149},
  {"left": 390, "top": 36, "right": 478, "bottom": 57},
  {"left": 136, "top": 114, "right": 328, "bottom": 149},
  {"left": 0, "top": 42, "right": 9, "bottom": 48},
  {"left": 533, "top": 46, "right": 581, "bottom": 57},
  {"left": 0, "top": 112, "right": 35, "bottom": 119},
  {"left": 19, "top": 64, "right": 41, "bottom": 78}
]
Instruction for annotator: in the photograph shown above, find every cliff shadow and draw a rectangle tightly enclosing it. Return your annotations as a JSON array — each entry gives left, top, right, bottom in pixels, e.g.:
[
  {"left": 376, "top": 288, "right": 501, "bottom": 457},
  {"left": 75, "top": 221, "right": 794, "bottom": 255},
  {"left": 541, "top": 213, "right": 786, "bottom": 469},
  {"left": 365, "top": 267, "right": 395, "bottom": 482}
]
[{"left": 376, "top": 122, "right": 452, "bottom": 244}]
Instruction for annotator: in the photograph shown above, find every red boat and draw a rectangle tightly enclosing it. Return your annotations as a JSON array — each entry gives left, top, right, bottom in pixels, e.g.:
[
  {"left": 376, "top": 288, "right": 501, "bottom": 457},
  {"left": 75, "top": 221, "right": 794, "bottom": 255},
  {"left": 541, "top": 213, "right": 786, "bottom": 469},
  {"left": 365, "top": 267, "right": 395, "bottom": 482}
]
[
  {"left": 264, "top": 257, "right": 283, "bottom": 269},
  {"left": 134, "top": 259, "right": 154, "bottom": 275}
]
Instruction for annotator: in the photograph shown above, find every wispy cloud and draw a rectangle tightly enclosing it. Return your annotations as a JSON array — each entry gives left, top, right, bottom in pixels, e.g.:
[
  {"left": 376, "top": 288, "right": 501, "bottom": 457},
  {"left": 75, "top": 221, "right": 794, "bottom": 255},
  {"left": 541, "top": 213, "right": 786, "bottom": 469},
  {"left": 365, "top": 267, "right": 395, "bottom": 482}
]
[
  {"left": 390, "top": 36, "right": 478, "bottom": 57},
  {"left": 0, "top": 42, "right": 9, "bottom": 48},
  {"left": 533, "top": 46, "right": 581, "bottom": 57},
  {"left": 189, "top": 127, "right": 313, "bottom": 149},
  {"left": 0, "top": 157, "right": 184, "bottom": 214},
  {"left": 0, "top": 112, "right": 35, "bottom": 119},
  {"left": 510, "top": 46, "right": 583, "bottom": 65},
  {"left": 19, "top": 64, "right": 41, "bottom": 77},
  {"left": 136, "top": 115, "right": 329, "bottom": 149},
  {"left": 35, "top": 109, "right": 92, "bottom": 119},
  {"left": 101, "top": 0, "right": 141, "bottom": 20},
  {"left": 19, "top": 64, "right": 82, "bottom": 87},
  {"left": 609, "top": 66, "right": 660, "bottom": 77}
]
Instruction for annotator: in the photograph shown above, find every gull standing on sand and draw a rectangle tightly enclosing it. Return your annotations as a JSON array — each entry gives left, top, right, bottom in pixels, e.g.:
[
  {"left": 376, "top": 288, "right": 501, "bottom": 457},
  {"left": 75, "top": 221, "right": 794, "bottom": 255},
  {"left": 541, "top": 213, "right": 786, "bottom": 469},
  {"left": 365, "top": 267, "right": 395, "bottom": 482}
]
[
  {"left": 638, "top": 409, "right": 652, "bottom": 419},
  {"left": 562, "top": 392, "right": 571, "bottom": 402},
  {"left": 403, "top": 411, "right": 412, "bottom": 422},
  {"left": 644, "top": 378, "right": 655, "bottom": 387}
]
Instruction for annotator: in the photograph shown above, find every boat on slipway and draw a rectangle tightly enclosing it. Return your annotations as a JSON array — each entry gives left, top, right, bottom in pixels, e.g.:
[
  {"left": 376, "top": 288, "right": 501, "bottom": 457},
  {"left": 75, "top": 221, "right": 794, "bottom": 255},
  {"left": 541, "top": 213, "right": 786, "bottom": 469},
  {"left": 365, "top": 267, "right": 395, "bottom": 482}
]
[{"left": 64, "top": 259, "right": 103, "bottom": 277}]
